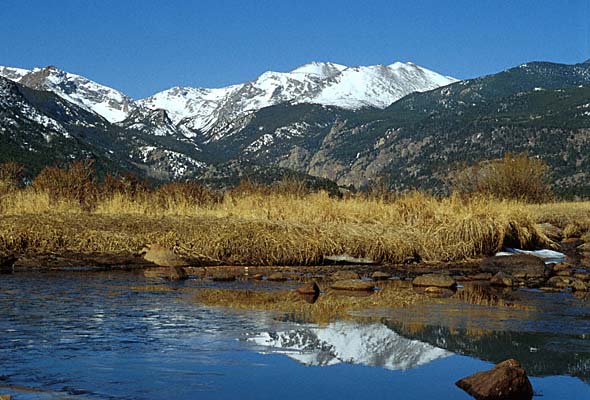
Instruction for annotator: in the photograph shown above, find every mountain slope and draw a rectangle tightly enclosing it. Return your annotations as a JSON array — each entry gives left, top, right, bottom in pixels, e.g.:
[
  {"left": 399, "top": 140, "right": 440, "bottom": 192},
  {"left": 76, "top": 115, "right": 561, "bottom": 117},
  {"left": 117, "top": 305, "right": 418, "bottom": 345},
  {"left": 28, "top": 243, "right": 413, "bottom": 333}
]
[
  {"left": 138, "top": 61, "right": 457, "bottom": 137},
  {"left": 1, "top": 66, "right": 136, "bottom": 123},
  {"left": 211, "top": 61, "right": 590, "bottom": 195}
]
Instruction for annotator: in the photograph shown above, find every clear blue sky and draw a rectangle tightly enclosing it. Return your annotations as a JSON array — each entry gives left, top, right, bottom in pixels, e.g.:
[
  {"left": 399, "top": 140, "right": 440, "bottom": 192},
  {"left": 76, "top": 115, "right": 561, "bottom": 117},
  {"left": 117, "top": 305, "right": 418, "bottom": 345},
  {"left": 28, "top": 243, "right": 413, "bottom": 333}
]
[{"left": 1, "top": 0, "right": 588, "bottom": 98}]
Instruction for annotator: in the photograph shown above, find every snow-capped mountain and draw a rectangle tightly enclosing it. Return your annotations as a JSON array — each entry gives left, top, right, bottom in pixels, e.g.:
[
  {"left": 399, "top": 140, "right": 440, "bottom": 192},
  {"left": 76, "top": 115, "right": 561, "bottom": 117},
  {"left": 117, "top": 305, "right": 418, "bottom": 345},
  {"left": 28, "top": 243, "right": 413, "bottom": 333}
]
[
  {"left": 139, "top": 61, "right": 457, "bottom": 135},
  {"left": 0, "top": 61, "right": 456, "bottom": 138},
  {"left": 1, "top": 66, "right": 136, "bottom": 123},
  {"left": 248, "top": 321, "right": 451, "bottom": 370}
]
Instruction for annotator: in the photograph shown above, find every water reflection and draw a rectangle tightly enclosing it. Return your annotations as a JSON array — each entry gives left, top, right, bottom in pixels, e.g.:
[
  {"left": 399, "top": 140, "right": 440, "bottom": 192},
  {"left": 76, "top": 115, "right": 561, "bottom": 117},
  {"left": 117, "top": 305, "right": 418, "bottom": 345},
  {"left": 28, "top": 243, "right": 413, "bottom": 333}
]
[
  {"left": 248, "top": 321, "right": 450, "bottom": 370},
  {"left": 1, "top": 272, "right": 590, "bottom": 399}
]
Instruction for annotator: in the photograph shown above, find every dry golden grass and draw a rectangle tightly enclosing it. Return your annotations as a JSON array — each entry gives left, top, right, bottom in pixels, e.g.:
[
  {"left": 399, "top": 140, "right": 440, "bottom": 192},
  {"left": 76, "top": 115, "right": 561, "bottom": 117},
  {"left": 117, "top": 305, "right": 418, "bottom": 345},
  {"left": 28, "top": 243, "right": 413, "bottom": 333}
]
[
  {"left": 528, "top": 201, "right": 590, "bottom": 238},
  {"left": 0, "top": 188, "right": 552, "bottom": 265}
]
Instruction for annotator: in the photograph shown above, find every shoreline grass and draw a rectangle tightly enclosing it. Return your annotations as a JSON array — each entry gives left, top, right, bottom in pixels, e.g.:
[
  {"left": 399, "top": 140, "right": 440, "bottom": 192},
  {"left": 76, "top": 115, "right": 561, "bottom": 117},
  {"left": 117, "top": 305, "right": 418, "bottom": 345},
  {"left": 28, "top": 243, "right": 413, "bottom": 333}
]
[{"left": 0, "top": 186, "right": 559, "bottom": 265}]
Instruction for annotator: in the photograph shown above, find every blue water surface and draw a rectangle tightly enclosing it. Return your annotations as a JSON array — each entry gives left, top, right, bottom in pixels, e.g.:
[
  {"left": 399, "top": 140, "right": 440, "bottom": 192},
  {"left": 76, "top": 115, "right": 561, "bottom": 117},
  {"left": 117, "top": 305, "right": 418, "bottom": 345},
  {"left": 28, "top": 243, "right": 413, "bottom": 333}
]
[{"left": 0, "top": 272, "right": 589, "bottom": 399}]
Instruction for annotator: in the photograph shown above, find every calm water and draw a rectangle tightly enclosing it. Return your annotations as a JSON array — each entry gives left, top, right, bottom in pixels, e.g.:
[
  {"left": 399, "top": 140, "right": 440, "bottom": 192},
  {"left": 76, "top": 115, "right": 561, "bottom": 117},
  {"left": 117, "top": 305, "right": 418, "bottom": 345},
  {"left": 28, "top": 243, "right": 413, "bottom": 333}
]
[{"left": 1, "top": 272, "right": 589, "bottom": 399}]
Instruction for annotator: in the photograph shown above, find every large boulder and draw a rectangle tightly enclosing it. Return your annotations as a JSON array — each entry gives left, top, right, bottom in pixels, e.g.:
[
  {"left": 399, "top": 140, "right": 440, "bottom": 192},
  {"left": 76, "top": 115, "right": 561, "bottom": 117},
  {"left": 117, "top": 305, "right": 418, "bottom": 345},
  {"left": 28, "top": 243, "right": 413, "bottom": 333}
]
[
  {"left": 412, "top": 274, "right": 457, "bottom": 289},
  {"left": 456, "top": 359, "right": 533, "bottom": 400},
  {"left": 330, "top": 279, "right": 375, "bottom": 291},
  {"left": 143, "top": 266, "right": 188, "bottom": 281},
  {"left": 142, "top": 245, "right": 188, "bottom": 267},
  {"left": 480, "top": 255, "right": 547, "bottom": 280}
]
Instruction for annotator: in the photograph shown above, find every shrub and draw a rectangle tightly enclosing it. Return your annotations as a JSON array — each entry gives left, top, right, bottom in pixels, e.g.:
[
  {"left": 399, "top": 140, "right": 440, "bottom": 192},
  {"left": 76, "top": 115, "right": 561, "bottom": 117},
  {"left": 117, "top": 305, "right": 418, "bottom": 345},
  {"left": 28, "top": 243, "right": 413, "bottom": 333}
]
[
  {"left": 155, "top": 181, "right": 223, "bottom": 209},
  {"left": 452, "top": 153, "right": 553, "bottom": 203},
  {"left": 32, "top": 160, "right": 98, "bottom": 211},
  {"left": 101, "top": 172, "right": 149, "bottom": 200},
  {"left": 0, "top": 162, "right": 24, "bottom": 194}
]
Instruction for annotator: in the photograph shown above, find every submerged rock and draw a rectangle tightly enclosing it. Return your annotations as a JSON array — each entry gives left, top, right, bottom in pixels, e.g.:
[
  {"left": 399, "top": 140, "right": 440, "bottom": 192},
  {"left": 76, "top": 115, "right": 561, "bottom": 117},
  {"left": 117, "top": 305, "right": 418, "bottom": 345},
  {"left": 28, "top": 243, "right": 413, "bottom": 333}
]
[
  {"left": 412, "top": 274, "right": 457, "bottom": 289},
  {"left": 143, "top": 266, "right": 188, "bottom": 281},
  {"left": 490, "top": 272, "right": 514, "bottom": 287},
  {"left": 267, "top": 272, "right": 288, "bottom": 281},
  {"left": 456, "top": 359, "right": 533, "bottom": 400},
  {"left": 424, "top": 286, "right": 454, "bottom": 298},
  {"left": 330, "top": 279, "right": 375, "bottom": 291},
  {"left": 371, "top": 271, "right": 392, "bottom": 281}
]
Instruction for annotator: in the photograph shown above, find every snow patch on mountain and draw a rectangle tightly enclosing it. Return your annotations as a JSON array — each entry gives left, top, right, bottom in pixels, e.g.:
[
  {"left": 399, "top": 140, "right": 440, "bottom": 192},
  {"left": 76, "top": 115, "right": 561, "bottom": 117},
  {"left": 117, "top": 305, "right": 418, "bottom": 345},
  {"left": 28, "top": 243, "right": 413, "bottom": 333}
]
[
  {"left": 140, "top": 61, "right": 457, "bottom": 135},
  {"left": 0, "top": 66, "right": 30, "bottom": 82},
  {"left": 14, "top": 66, "right": 135, "bottom": 123},
  {"left": 248, "top": 321, "right": 451, "bottom": 370}
]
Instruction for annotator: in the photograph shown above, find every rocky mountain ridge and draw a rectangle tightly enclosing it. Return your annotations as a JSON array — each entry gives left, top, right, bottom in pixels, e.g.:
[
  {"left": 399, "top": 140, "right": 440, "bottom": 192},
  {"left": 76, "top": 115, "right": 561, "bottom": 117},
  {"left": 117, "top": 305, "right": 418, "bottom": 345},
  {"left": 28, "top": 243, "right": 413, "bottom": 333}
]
[{"left": 2, "top": 60, "right": 590, "bottom": 195}]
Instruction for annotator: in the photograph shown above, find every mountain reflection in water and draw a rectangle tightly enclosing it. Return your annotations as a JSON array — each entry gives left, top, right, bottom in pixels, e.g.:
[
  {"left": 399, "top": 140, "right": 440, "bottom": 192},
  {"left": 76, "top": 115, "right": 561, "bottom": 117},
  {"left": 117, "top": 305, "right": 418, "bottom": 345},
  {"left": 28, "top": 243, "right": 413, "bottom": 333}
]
[
  {"left": 1, "top": 272, "right": 590, "bottom": 399},
  {"left": 248, "top": 321, "right": 451, "bottom": 370}
]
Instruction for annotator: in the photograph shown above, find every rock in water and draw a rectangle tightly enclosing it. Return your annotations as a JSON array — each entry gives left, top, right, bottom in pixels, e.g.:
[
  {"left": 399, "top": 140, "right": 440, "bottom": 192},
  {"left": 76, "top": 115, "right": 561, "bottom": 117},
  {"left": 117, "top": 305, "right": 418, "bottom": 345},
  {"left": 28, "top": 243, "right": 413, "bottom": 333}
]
[
  {"left": 296, "top": 282, "right": 320, "bottom": 296},
  {"left": 142, "top": 244, "right": 188, "bottom": 267},
  {"left": 0, "top": 254, "right": 16, "bottom": 274},
  {"left": 371, "top": 271, "right": 392, "bottom": 281},
  {"left": 456, "top": 359, "right": 533, "bottom": 400},
  {"left": 330, "top": 279, "right": 375, "bottom": 291},
  {"left": 412, "top": 274, "right": 457, "bottom": 288},
  {"left": 331, "top": 270, "right": 360, "bottom": 280},
  {"left": 480, "top": 255, "right": 546, "bottom": 280},
  {"left": 490, "top": 272, "right": 514, "bottom": 287},
  {"left": 267, "top": 272, "right": 288, "bottom": 281},
  {"left": 143, "top": 266, "right": 188, "bottom": 281},
  {"left": 296, "top": 282, "right": 320, "bottom": 303}
]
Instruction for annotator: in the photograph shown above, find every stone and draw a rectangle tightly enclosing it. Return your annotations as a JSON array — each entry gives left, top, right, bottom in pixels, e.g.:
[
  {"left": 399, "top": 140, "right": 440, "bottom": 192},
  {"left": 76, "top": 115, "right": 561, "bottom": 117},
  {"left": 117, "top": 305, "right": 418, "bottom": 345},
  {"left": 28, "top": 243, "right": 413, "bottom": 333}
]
[
  {"left": 456, "top": 359, "right": 533, "bottom": 400},
  {"left": 470, "top": 272, "right": 493, "bottom": 281},
  {"left": 250, "top": 273, "right": 264, "bottom": 280},
  {"left": 490, "top": 272, "right": 514, "bottom": 287},
  {"left": 0, "top": 395, "right": 11, "bottom": 400},
  {"left": 412, "top": 274, "right": 457, "bottom": 289},
  {"left": 424, "top": 286, "right": 455, "bottom": 298},
  {"left": 555, "top": 269, "right": 573, "bottom": 277},
  {"left": 572, "top": 280, "right": 588, "bottom": 292},
  {"left": 546, "top": 276, "right": 572, "bottom": 289},
  {"left": 0, "top": 254, "right": 16, "bottom": 274},
  {"left": 142, "top": 245, "right": 187, "bottom": 267},
  {"left": 330, "top": 279, "right": 375, "bottom": 291},
  {"left": 574, "top": 272, "right": 590, "bottom": 281},
  {"left": 143, "top": 266, "right": 188, "bottom": 281},
  {"left": 552, "top": 262, "right": 574, "bottom": 272},
  {"left": 296, "top": 282, "right": 320, "bottom": 296},
  {"left": 480, "top": 254, "right": 547, "bottom": 280},
  {"left": 331, "top": 270, "right": 360, "bottom": 281},
  {"left": 536, "top": 223, "right": 563, "bottom": 242},
  {"left": 371, "top": 271, "right": 391, "bottom": 281},
  {"left": 267, "top": 272, "right": 288, "bottom": 282}
]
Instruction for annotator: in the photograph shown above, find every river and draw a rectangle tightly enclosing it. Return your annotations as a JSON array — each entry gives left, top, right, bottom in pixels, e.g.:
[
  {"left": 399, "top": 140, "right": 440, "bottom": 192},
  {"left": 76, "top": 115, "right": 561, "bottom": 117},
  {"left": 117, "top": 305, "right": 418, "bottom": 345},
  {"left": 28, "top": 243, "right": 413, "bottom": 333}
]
[{"left": 1, "top": 272, "right": 589, "bottom": 399}]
